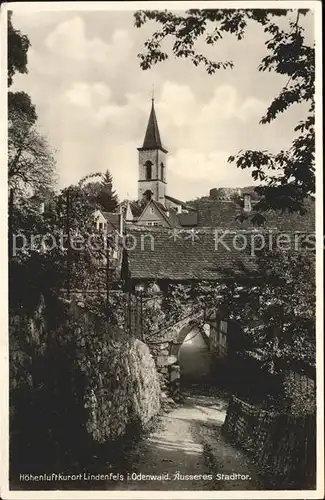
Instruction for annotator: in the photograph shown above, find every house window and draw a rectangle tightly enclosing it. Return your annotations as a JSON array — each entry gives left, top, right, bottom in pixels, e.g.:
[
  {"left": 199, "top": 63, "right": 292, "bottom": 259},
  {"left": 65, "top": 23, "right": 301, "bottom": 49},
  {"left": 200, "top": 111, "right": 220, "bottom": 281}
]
[
  {"left": 98, "top": 222, "right": 103, "bottom": 230},
  {"left": 147, "top": 222, "right": 159, "bottom": 226},
  {"left": 150, "top": 207, "right": 154, "bottom": 214},
  {"left": 145, "top": 161, "right": 153, "bottom": 180}
]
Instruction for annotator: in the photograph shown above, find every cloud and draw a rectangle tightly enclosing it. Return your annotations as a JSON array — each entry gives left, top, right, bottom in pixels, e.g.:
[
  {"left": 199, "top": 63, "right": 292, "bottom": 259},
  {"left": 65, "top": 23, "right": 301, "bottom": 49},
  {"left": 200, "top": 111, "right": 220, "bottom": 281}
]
[
  {"left": 45, "top": 17, "right": 133, "bottom": 65},
  {"left": 200, "top": 85, "right": 266, "bottom": 123},
  {"left": 168, "top": 148, "right": 254, "bottom": 187},
  {"left": 155, "top": 82, "right": 266, "bottom": 169},
  {"left": 159, "top": 82, "right": 197, "bottom": 127},
  {"left": 11, "top": 11, "right": 68, "bottom": 31},
  {"left": 10, "top": 10, "right": 311, "bottom": 202},
  {"left": 53, "top": 79, "right": 264, "bottom": 197},
  {"left": 65, "top": 82, "right": 111, "bottom": 109},
  {"left": 20, "top": 16, "right": 134, "bottom": 80},
  {"left": 236, "top": 97, "right": 266, "bottom": 121},
  {"left": 169, "top": 149, "right": 231, "bottom": 181}
]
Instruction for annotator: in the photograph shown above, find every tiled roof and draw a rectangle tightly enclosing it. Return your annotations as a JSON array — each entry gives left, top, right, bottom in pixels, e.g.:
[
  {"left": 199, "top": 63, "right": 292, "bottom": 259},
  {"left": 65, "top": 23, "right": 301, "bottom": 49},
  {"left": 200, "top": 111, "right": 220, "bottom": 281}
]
[
  {"left": 165, "top": 194, "right": 196, "bottom": 211},
  {"left": 154, "top": 200, "right": 168, "bottom": 213},
  {"left": 124, "top": 228, "right": 260, "bottom": 281},
  {"left": 167, "top": 208, "right": 182, "bottom": 227},
  {"left": 178, "top": 212, "right": 198, "bottom": 227},
  {"left": 103, "top": 212, "right": 119, "bottom": 227}
]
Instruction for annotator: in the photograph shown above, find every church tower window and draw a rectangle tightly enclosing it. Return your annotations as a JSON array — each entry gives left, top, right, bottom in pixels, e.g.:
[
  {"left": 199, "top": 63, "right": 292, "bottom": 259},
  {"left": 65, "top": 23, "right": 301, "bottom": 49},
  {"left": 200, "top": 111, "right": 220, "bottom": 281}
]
[
  {"left": 137, "top": 98, "right": 168, "bottom": 205},
  {"left": 143, "top": 189, "right": 153, "bottom": 202},
  {"left": 145, "top": 161, "right": 153, "bottom": 180},
  {"left": 160, "top": 162, "right": 164, "bottom": 181}
]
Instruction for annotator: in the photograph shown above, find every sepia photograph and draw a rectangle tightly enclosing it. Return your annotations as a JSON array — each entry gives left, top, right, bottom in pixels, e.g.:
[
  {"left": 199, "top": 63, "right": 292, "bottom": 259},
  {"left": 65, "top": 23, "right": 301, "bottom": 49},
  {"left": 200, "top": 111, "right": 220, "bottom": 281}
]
[{"left": 1, "top": 1, "right": 323, "bottom": 498}]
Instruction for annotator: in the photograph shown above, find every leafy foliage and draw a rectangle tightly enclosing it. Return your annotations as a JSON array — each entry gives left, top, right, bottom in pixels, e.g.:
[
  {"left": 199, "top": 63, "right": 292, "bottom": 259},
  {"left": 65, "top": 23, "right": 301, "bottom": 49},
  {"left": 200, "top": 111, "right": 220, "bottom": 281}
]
[
  {"left": 8, "top": 91, "right": 37, "bottom": 124},
  {"left": 8, "top": 14, "right": 56, "bottom": 201},
  {"left": 8, "top": 110, "right": 56, "bottom": 198},
  {"left": 8, "top": 11, "right": 30, "bottom": 87},
  {"left": 191, "top": 247, "right": 315, "bottom": 373},
  {"left": 9, "top": 177, "right": 115, "bottom": 312},
  {"left": 162, "top": 284, "right": 192, "bottom": 323},
  {"left": 77, "top": 170, "right": 119, "bottom": 213},
  {"left": 135, "top": 9, "right": 315, "bottom": 215},
  {"left": 129, "top": 199, "right": 147, "bottom": 218},
  {"left": 283, "top": 371, "right": 316, "bottom": 416}
]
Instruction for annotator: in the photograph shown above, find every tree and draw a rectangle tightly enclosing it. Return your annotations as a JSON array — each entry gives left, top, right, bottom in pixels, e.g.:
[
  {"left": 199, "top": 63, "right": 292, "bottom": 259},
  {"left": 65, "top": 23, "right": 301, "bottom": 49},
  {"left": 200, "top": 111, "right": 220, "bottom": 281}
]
[
  {"left": 77, "top": 171, "right": 119, "bottom": 213},
  {"left": 8, "top": 11, "right": 30, "bottom": 87},
  {"left": 8, "top": 91, "right": 37, "bottom": 124},
  {"left": 8, "top": 12, "right": 37, "bottom": 128},
  {"left": 97, "top": 170, "right": 119, "bottom": 213},
  {"left": 8, "top": 111, "right": 56, "bottom": 199},
  {"left": 9, "top": 178, "right": 111, "bottom": 310},
  {"left": 129, "top": 199, "right": 146, "bottom": 218},
  {"left": 8, "top": 13, "right": 55, "bottom": 201},
  {"left": 191, "top": 245, "right": 315, "bottom": 374},
  {"left": 134, "top": 9, "right": 315, "bottom": 219},
  {"left": 77, "top": 172, "right": 103, "bottom": 209}
]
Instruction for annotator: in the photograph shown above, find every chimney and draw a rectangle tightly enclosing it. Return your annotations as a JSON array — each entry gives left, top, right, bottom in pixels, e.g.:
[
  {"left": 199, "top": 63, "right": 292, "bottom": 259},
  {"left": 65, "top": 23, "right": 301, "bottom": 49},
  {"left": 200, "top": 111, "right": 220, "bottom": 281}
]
[
  {"left": 243, "top": 193, "right": 252, "bottom": 212},
  {"left": 177, "top": 205, "right": 182, "bottom": 214}
]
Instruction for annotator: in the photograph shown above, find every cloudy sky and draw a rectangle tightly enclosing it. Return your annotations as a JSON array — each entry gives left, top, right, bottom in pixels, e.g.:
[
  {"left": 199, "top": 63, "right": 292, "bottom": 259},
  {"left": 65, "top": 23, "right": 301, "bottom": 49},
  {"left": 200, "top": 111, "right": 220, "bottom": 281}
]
[{"left": 10, "top": 5, "right": 314, "bottom": 202}]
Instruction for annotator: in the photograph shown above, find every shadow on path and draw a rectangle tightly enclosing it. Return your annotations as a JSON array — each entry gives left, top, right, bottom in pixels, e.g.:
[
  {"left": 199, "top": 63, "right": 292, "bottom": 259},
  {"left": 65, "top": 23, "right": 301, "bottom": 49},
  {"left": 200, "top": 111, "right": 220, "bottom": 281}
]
[{"left": 113, "top": 387, "right": 263, "bottom": 491}]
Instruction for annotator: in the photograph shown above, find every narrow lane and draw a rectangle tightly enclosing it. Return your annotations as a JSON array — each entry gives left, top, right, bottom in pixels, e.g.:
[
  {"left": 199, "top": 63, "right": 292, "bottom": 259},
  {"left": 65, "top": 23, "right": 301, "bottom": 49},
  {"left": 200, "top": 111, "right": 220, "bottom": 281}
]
[{"left": 114, "top": 389, "right": 263, "bottom": 491}]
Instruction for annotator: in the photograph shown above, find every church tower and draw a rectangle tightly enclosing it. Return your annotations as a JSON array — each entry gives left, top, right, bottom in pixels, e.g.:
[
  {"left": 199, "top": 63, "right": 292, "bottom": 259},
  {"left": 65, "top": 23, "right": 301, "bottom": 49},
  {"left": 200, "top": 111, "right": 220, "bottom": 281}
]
[{"left": 137, "top": 98, "right": 168, "bottom": 205}]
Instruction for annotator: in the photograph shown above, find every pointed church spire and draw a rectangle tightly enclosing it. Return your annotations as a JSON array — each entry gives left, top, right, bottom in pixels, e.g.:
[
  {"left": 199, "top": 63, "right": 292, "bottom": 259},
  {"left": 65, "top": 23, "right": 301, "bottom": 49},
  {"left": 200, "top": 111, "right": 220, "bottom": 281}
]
[{"left": 141, "top": 98, "right": 164, "bottom": 150}]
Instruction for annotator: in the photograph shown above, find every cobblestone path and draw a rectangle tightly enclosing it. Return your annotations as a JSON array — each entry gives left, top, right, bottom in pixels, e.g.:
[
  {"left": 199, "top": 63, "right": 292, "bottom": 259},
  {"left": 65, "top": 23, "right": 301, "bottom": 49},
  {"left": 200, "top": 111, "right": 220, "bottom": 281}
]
[{"left": 114, "top": 388, "right": 263, "bottom": 491}]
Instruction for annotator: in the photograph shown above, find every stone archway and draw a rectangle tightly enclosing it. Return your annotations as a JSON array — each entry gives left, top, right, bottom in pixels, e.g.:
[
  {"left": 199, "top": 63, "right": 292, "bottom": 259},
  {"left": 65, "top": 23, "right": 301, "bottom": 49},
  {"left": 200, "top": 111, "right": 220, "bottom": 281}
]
[
  {"left": 170, "top": 320, "right": 196, "bottom": 359},
  {"left": 168, "top": 319, "right": 212, "bottom": 397}
]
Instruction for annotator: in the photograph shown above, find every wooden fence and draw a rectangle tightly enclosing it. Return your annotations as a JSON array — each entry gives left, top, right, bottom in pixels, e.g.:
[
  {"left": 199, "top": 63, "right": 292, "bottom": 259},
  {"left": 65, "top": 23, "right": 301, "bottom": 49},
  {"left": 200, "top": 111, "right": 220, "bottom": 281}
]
[{"left": 222, "top": 395, "right": 316, "bottom": 489}]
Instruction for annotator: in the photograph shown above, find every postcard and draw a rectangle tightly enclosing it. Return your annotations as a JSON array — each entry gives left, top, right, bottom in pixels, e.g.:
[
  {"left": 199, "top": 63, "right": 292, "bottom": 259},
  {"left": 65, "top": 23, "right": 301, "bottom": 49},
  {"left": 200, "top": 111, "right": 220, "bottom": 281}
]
[{"left": 1, "top": 1, "right": 323, "bottom": 499}]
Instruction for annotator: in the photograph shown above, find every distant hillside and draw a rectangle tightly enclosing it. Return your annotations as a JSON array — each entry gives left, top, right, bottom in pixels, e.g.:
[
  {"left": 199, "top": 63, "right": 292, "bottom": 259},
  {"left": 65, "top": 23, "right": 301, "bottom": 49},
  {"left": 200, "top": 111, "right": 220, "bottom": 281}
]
[
  {"left": 186, "top": 186, "right": 259, "bottom": 205},
  {"left": 185, "top": 191, "right": 315, "bottom": 232}
]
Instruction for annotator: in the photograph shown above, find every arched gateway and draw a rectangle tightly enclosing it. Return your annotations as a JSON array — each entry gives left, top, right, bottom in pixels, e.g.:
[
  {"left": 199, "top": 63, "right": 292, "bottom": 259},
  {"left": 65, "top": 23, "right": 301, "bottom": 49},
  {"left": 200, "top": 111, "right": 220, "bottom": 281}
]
[{"left": 169, "top": 320, "right": 214, "bottom": 396}]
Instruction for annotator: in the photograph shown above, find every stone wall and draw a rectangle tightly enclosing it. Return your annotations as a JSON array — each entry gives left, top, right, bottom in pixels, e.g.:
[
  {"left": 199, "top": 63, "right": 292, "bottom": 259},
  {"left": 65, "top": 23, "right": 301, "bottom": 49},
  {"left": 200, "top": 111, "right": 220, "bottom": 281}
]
[
  {"left": 9, "top": 296, "right": 160, "bottom": 471},
  {"left": 72, "top": 307, "right": 161, "bottom": 443}
]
